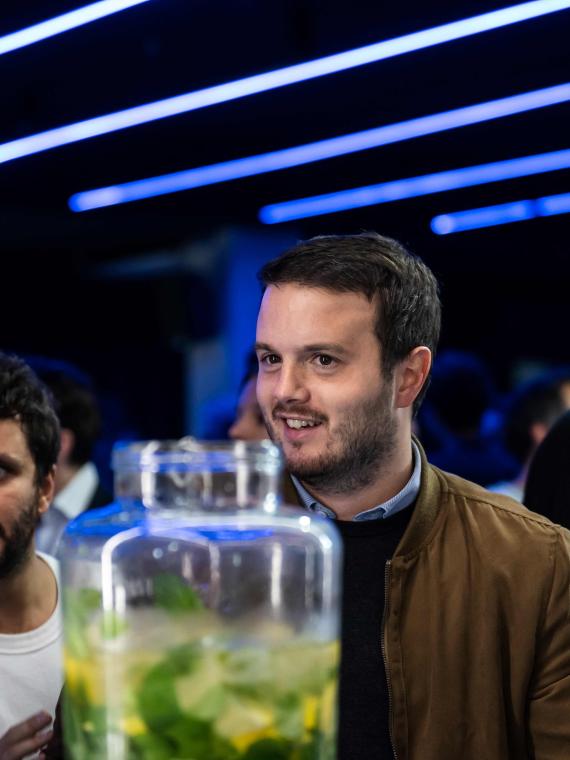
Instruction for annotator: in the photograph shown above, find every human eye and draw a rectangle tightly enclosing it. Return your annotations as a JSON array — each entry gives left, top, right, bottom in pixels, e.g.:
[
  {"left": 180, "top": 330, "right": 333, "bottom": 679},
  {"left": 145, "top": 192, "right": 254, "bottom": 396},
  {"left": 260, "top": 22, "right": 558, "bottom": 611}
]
[
  {"left": 313, "top": 353, "right": 338, "bottom": 369},
  {"left": 259, "top": 353, "right": 281, "bottom": 368}
]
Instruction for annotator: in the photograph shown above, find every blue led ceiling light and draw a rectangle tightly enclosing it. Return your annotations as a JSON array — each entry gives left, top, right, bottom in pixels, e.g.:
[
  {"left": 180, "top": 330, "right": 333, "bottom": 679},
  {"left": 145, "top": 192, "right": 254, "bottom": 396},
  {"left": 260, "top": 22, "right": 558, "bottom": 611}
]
[
  {"left": 431, "top": 191, "right": 570, "bottom": 233},
  {"left": 259, "top": 149, "right": 570, "bottom": 223},
  {"left": 2, "top": 0, "right": 570, "bottom": 164},
  {"left": 69, "top": 83, "right": 570, "bottom": 211},
  {"left": 0, "top": 0, "right": 150, "bottom": 56}
]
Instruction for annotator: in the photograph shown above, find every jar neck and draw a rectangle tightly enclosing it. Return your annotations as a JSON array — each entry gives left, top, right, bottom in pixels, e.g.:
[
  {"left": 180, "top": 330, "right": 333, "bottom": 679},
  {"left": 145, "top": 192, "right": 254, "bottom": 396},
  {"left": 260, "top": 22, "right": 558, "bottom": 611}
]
[{"left": 139, "top": 468, "right": 282, "bottom": 514}]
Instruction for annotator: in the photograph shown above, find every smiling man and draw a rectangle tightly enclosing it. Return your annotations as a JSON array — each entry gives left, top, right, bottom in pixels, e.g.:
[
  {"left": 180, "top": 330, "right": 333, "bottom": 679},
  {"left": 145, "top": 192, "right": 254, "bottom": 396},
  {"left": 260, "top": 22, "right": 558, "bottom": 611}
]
[
  {"left": 0, "top": 353, "right": 63, "bottom": 758},
  {"left": 255, "top": 232, "right": 570, "bottom": 760}
]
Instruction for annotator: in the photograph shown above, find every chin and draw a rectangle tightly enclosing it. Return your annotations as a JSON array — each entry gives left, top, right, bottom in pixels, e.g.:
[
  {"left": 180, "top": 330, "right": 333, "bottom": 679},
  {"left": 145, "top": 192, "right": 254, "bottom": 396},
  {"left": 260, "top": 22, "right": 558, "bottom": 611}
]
[{"left": 284, "top": 450, "right": 323, "bottom": 475}]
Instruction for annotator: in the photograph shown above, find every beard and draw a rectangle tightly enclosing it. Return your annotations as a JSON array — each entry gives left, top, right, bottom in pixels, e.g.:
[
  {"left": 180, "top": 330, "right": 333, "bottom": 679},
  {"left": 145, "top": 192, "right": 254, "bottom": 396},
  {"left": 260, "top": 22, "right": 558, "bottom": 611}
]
[
  {"left": 264, "top": 381, "right": 398, "bottom": 496},
  {"left": 0, "top": 494, "right": 40, "bottom": 579}
]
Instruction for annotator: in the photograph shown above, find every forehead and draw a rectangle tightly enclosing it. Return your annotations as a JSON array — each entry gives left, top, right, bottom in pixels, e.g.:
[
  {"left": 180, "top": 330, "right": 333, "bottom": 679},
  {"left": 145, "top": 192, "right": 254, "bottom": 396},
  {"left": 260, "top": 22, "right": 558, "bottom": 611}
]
[
  {"left": 256, "top": 284, "right": 378, "bottom": 347},
  {"left": 0, "top": 418, "right": 34, "bottom": 464}
]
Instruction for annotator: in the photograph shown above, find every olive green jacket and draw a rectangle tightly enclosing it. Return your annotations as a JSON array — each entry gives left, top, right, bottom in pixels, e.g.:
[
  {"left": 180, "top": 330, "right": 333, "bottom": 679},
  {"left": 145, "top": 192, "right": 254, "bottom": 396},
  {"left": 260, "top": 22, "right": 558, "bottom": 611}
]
[{"left": 283, "top": 440, "right": 570, "bottom": 759}]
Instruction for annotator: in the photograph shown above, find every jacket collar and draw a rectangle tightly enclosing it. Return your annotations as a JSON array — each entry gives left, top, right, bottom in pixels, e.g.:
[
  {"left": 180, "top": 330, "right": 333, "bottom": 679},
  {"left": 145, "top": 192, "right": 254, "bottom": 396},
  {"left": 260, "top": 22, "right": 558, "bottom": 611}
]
[
  {"left": 280, "top": 436, "right": 444, "bottom": 558},
  {"left": 393, "top": 437, "right": 443, "bottom": 559}
]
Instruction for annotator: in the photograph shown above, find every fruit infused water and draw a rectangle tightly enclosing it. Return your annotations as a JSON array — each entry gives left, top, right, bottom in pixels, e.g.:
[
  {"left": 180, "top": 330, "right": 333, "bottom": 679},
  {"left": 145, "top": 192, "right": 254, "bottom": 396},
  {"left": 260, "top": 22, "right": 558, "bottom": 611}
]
[{"left": 63, "top": 577, "right": 338, "bottom": 759}]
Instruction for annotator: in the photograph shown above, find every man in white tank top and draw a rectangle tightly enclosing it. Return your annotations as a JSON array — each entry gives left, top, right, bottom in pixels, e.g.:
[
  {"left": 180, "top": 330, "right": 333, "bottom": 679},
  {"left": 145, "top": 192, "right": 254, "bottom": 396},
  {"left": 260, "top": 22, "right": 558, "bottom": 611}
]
[{"left": 0, "top": 353, "right": 63, "bottom": 758}]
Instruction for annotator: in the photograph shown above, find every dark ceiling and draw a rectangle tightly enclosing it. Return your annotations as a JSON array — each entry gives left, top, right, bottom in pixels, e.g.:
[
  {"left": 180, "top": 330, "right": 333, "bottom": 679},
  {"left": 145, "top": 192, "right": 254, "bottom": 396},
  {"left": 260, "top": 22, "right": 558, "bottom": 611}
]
[
  {"left": 1, "top": 0, "right": 569, "bottom": 437},
  {"left": 2, "top": 0, "right": 568, "bottom": 256}
]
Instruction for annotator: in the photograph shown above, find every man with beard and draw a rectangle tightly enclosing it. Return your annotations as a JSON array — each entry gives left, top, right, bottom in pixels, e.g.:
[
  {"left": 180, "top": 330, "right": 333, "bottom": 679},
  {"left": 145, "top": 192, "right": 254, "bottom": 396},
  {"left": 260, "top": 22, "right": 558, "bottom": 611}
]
[
  {"left": 255, "top": 232, "right": 570, "bottom": 760},
  {"left": 0, "top": 353, "right": 62, "bottom": 758}
]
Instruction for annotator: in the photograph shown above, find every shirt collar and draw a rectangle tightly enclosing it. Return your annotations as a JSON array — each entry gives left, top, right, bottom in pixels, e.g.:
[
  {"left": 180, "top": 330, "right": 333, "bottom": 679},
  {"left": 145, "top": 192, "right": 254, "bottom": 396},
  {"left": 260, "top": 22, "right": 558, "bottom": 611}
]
[
  {"left": 291, "top": 440, "right": 422, "bottom": 521},
  {"left": 55, "top": 462, "right": 99, "bottom": 520}
]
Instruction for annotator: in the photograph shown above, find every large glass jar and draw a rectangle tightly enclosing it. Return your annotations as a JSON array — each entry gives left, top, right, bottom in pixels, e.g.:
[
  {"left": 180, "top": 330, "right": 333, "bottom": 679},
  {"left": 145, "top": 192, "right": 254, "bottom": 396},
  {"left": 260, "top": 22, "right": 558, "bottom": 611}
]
[{"left": 60, "top": 439, "right": 342, "bottom": 760}]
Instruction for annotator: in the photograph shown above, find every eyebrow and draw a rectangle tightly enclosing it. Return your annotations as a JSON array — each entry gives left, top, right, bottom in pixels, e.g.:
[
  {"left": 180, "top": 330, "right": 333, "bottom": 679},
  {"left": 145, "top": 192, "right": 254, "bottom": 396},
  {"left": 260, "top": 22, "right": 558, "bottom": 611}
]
[
  {"left": 254, "top": 341, "right": 351, "bottom": 357},
  {"left": 0, "top": 453, "right": 23, "bottom": 470},
  {"left": 302, "top": 343, "right": 350, "bottom": 356}
]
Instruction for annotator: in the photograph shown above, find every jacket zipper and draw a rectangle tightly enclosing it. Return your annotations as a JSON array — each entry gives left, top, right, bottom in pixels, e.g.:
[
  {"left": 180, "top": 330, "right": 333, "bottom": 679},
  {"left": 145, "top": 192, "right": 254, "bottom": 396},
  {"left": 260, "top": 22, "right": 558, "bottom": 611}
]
[{"left": 381, "top": 559, "right": 398, "bottom": 760}]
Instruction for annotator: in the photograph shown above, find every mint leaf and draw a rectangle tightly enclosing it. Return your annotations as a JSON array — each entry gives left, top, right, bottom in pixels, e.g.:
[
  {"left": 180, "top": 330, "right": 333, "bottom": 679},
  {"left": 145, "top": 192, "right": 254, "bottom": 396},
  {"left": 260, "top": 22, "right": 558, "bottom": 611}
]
[
  {"left": 153, "top": 573, "right": 205, "bottom": 614},
  {"left": 138, "top": 643, "right": 201, "bottom": 733},
  {"left": 130, "top": 732, "right": 173, "bottom": 758},
  {"left": 242, "top": 738, "right": 295, "bottom": 760},
  {"left": 138, "top": 661, "right": 184, "bottom": 732}
]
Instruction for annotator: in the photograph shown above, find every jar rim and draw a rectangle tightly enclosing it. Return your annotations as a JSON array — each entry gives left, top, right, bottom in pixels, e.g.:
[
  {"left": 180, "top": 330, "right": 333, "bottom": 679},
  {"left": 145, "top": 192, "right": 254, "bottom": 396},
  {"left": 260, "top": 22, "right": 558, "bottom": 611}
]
[{"left": 112, "top": 438, "right": 282, "bottom": 472}]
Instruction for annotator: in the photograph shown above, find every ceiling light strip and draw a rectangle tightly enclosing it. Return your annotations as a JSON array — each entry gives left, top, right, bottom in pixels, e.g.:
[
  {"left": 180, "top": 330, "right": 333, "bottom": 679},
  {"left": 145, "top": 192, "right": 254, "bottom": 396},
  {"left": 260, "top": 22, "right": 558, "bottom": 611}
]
[
  {"left": 69, "top": 83, "right": 570, "bottom": 211},
  {"left": 2, "top": 0, "right": 570, "bottom": 163},
  {"left": 258, "top": 148, "right": 570, "bottom": 223},
  {"left": 431, "top": 190, "right": 570, "bottom": 233},
  {"left": 0, "top": 0, "right": 150, "bottom": 56}
]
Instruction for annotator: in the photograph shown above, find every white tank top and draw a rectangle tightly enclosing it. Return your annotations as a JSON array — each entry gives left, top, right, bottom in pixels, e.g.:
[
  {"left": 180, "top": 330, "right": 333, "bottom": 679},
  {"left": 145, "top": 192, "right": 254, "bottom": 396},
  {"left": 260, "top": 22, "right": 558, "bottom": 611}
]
[{"left": 0, "top": 552, "right": 64, "bottom": 739}]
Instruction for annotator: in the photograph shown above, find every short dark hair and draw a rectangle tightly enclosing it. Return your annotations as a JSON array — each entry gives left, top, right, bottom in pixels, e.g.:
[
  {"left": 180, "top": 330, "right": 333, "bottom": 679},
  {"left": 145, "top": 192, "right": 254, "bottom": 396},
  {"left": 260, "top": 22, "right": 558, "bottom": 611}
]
[
  {"left": 31, "top": 361, "right": 101, "bottom": 467},
  {"left": 0, "top": 353, "right": 60, "bottom": 483},
  {"left": 503, "top": 370, "right": 570, "bottom": 464},
  {"left": 258, "top": 232, "right": 441, "bottom": 412}
]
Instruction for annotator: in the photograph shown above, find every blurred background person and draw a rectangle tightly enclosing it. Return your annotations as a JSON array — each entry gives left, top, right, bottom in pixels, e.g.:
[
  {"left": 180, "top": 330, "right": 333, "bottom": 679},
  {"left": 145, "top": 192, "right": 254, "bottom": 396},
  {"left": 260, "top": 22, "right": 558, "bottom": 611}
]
[
  {"left": 228, "top": 350, "right": 268, "bottom": 441},
  {"left": 523, "top": 410, "right": 570, "bottom": 529},
  {"left": 489, "top": 370, "right": 570, "bottom": 502},
  {"left": 31, "top": 359, "right": 112, "bottom": 556},
  {"left": 417, "top": 350, "right": 515, "bottom": 486}
]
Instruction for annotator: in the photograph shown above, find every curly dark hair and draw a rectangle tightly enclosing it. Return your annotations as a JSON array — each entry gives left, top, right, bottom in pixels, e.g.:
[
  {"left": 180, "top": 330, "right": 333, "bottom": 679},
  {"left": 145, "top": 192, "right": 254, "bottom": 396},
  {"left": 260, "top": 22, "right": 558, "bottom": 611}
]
[
  {"left": 0, "top": 353, "right": 60, "bottom": 483},
  {"left": 258, "top": 232, "right": 441, "bottom": 413}
]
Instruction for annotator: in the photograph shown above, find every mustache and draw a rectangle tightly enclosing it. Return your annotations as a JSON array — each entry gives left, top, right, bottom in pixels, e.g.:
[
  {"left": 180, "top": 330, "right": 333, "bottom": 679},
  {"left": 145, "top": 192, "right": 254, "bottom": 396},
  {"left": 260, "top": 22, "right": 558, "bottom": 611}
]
[{"left": 271, "top": 403, "right": 327, "bottom": 424}]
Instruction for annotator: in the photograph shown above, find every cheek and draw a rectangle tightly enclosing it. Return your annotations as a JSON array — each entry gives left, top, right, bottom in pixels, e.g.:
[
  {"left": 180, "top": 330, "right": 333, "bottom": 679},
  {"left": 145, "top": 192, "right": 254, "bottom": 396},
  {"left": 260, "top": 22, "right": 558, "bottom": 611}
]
[
  {"left": 325, "top": 381, "right": 380, "bottom": 420},
  {"left": 316, "top": 385, "right": 354, "bottom": 416},
  {"left": 0, "top": 487, "right": 31, "bottom": 525}
]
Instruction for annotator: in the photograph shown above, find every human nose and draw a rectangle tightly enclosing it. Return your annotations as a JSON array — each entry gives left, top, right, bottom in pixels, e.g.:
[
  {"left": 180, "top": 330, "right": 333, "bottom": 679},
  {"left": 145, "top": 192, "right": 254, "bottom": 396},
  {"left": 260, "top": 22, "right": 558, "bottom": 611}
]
[
  {"left": 228, "top": 416, "right": 250, "bottom": 440},
  {"left": 273, "top": 362, "right": 310, "bottom": 405},
  {"left": 228, "top": 419, "right": 243, "bottom": 440}
]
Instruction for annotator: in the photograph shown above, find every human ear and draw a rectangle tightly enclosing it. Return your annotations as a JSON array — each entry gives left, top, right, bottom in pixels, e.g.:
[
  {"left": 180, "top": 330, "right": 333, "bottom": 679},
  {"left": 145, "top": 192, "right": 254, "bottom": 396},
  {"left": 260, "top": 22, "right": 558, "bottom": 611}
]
[
  {"left": 58, "top": 428, "right": 75, "bottom": 467},
  {"left": 37, "top": 466, "right": 56, "bottom": 515},
  {"left": 394, "top": 347, "right": 432, "bottom": 409}
]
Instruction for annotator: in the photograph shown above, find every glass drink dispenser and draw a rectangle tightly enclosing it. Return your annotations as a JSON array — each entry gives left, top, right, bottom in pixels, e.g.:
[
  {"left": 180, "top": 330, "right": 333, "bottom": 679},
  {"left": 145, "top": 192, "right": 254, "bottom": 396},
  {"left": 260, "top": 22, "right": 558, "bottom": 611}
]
[{"left": 59, "top": 439, "right": 342, "bottom": 759}]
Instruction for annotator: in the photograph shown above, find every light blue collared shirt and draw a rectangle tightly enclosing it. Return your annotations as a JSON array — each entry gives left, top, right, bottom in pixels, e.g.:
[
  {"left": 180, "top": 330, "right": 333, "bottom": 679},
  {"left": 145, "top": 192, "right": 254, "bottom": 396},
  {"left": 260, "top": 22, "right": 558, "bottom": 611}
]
[{"left": 291, "top": 440, "right": 421, "bottom": 521}]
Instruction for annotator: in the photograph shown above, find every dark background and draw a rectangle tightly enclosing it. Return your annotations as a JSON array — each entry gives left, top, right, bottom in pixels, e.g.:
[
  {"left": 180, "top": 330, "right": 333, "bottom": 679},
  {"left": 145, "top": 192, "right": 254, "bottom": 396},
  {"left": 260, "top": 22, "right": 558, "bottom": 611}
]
[{"left": 1, "top": 0, "right": 569, "bottom": 449}]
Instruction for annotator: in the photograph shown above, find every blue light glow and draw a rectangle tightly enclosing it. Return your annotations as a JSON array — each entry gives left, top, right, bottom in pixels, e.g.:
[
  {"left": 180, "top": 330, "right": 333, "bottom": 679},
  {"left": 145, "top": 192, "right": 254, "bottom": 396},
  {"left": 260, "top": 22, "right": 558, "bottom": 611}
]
[
  {"left": 69, "top": 83, "right": 570, "bottom": 211},
  {"left": 431, "top": 201, "right": 534, "bottom": 233},
  {"left": 2, "top": 0, "right": 570, "bottom": 164},
  {"left": 539, "top": 190, "right": 570, "bottom": 215},
  {"left": 0, "top": 0, "right": 150, "bottom": 56},
  {"left": 259, "top": 149, "right": 570, "bottom": 223},
  {"left": 431, "top": 191, "right": 570, "bottom": 233}
]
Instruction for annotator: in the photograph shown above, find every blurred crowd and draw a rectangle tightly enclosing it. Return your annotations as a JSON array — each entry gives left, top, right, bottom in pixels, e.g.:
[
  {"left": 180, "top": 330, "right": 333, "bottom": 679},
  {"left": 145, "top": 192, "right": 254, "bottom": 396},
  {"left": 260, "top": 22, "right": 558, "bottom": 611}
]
[
  {"left": 15, "top": 346, "right": 570, "bottom": 547},
  {"left": 2, "top": 337, "right": 570, "bottom": 756}
]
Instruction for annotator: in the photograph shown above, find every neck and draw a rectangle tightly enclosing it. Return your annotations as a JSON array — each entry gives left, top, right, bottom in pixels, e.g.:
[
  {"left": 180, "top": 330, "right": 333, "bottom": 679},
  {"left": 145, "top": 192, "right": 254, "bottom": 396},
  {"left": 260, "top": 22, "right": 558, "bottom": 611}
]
[
  {"left": 0, "top": 548, "right": 57, "bottom": 634},
  {"left": 301, "top": 436, "right": 414, "bottom": 521}
]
